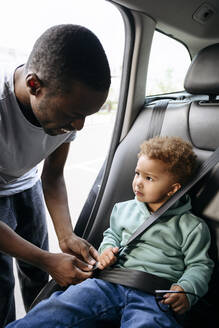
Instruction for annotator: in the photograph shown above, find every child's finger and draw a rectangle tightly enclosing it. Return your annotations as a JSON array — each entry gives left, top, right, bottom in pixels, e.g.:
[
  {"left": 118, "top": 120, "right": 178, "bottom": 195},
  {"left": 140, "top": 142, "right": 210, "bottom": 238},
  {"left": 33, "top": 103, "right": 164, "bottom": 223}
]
[
  {"left": 171, "top": 303, "right": 187, "bottom": 314},
  {"left": 169, "top": 298, "right": 182, "bottom": 309},
  {"left": 163, "top": 293, "right": 179, "bottom": 305},
  {"left": 105, "top": 252, "right": 114, "bottom": 263},
  {"left": 112, "top": 247, "right": 119, "bottom": 254},
  {"left": 97, "top": 262, "right": 105, "bottom": 270},
  {"left": 100, "top": 257, "right": 108, "bottom": 267}
]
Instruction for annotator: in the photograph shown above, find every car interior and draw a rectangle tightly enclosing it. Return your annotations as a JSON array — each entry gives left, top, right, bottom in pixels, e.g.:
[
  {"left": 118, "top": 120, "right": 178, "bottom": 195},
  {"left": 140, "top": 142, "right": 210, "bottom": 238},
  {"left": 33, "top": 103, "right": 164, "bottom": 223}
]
[{"left": 32, "top": 0, "right": 219, "bottom": 326}]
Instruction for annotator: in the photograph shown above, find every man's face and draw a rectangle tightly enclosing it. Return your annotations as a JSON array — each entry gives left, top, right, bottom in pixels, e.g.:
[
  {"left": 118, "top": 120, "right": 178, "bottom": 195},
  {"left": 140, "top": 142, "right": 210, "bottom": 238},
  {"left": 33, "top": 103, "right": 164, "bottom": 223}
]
[
  {"left": 132, "top": 155, "right": 179, "bottom": 212},
  {"left": 30, "top": 81, "right": 108, "bottom": 136}
]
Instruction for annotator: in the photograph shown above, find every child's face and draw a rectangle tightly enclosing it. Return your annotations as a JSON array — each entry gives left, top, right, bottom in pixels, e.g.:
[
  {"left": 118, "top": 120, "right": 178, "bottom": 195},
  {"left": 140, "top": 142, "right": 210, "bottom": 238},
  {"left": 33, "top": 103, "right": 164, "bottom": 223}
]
[{"left": 132, "top": 155, "right": 181, "bottom": 212}]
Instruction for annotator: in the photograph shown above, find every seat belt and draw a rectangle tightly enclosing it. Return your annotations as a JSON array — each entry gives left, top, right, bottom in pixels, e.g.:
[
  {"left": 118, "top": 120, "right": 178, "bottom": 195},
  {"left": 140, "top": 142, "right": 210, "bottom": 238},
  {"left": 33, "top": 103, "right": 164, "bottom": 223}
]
[
  {"left": 95, "top": 267, "right": 172, "bottom": 293},
  {"left": 95, "top": 147, "right": 219, "bottom": 293},
  {"left": 146, "top": 99, "right": 169, "bottom": 139}
]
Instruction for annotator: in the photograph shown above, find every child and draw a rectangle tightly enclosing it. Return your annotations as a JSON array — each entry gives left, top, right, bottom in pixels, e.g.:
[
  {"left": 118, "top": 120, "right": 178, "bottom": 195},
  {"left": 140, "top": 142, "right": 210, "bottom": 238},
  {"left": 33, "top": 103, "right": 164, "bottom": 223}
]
[{"left": 6, "top": 136, "right": 214, "bottom": 328}]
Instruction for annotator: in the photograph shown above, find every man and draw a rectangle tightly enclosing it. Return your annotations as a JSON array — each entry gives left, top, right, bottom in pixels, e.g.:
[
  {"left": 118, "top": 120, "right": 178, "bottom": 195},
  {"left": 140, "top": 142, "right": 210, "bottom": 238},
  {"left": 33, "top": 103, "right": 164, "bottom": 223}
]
[{"left": 0, "top": 24, "right": 111, "bottom": 326}]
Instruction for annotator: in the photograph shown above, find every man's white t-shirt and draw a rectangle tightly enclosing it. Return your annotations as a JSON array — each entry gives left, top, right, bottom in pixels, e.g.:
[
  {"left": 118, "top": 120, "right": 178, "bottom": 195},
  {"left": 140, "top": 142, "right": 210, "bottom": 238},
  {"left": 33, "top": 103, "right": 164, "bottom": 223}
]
[{"left": 0, "top": 66, "right": 76, "bottom": 196}]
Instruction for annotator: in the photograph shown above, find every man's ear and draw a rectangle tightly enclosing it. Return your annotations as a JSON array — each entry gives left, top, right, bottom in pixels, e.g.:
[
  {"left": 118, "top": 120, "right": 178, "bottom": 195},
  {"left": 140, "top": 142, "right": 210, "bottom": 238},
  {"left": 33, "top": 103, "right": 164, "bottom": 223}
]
[
  {"left": 26, "top": 74, "right": 43, "bottom": 96},
  {"left": 167, "top": 183, "right": 181, "bottom": 197}
]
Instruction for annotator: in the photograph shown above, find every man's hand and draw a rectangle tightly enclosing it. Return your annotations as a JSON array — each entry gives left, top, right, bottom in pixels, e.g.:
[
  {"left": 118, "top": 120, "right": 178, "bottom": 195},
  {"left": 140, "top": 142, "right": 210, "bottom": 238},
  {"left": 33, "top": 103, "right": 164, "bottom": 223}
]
[
  {"left": 98, "top": 247, "right": 119, "bottom": 270},
  {"left": 59, "top": 234, "right": 99, "bottom": 267},
  {"left": 41, "top": 252, "right": 94, "bottom": 287},
  {"left": 0, "top": 221, "right": 93, "bottom": 287},
  {"left": 162, "top": 285, "right": 190, "bottom": 314}
]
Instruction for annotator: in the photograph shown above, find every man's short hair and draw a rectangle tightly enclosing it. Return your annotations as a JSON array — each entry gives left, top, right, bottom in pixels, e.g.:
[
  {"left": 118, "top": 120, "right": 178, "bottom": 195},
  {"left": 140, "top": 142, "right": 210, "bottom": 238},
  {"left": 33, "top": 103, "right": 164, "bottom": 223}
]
[
  {"left": 138, "top": 136, "right": 197, "bottom": 185},
  {"left": 25, "top": 24, "right": 111, "bottom": 93}
]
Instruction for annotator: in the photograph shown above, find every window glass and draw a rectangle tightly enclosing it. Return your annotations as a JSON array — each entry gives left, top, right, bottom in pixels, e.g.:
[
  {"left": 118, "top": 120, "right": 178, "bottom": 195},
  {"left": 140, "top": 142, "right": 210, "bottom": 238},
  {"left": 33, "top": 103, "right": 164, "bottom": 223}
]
[{"left": 146, "top": 31, "right": 191, "bottom": 96}]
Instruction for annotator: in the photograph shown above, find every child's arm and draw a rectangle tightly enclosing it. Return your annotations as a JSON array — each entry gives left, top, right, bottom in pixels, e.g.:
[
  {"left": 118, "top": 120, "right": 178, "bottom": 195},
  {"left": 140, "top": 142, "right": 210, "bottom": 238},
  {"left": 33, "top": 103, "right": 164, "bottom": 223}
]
[
  {"left": 176, "top": 220, "right": 214, "bottom": 307},
  {"left": 162, "top": 285, "right": 190, "bottom": 314},
  {"left": 98, "top": 247, "right": 119, "bottom": 270},
  {"left": 98, "top": 204, "right": 122, "bottom": 254}
]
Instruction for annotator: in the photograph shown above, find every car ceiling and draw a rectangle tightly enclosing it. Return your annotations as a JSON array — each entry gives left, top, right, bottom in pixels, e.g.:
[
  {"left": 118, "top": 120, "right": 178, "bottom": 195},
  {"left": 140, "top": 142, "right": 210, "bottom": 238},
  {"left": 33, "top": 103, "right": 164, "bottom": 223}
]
[{"left": 108, "top": 0, "right": 219, "bottom": 56}]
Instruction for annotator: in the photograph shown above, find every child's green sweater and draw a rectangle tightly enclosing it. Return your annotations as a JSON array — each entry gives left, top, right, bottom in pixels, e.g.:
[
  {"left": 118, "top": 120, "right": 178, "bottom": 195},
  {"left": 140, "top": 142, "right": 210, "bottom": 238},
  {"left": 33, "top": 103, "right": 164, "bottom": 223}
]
[{"left": 99, "top": 195, "right": 214, "bottom": 306}]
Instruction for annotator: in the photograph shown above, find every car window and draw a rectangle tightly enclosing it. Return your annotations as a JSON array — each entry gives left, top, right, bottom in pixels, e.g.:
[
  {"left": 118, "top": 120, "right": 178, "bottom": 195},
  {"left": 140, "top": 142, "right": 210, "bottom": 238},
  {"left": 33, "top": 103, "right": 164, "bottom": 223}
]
[{"left": 146, "top": 31, "right": 191, "bottom": 96}]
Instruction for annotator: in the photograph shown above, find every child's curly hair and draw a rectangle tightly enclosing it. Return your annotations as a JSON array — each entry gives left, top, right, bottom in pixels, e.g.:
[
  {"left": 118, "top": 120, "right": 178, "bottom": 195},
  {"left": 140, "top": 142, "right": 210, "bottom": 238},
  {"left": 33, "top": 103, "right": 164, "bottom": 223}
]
[{"left": 138, "top": 136, "right": 197, "bottom": 185}]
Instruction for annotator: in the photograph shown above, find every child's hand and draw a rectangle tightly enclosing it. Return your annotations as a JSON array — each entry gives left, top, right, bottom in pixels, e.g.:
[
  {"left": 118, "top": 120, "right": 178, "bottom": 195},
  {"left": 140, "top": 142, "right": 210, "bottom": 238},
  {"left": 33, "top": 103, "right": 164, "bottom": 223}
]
[
  {"left": 162, "top": 285, "right": 190, "bottom": 314},
  {"left": 98, "top": 247, "right": 119, "bottom": 270}
]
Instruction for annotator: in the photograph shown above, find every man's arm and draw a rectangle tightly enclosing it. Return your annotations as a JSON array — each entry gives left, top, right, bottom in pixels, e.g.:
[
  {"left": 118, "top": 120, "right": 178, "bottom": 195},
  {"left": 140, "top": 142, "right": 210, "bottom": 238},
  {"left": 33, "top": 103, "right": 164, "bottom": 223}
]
[
  {"left": 0, "top": 221, "right": 93, "bottom": 286},
  {"left": 41, "top": 143, "right": 98, "bottom": 268}
]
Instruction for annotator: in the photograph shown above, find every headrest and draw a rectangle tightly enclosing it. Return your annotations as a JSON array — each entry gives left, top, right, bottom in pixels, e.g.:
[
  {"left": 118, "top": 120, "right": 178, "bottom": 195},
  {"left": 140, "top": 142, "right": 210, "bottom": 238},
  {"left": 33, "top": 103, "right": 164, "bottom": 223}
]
[{"left": 184, "top": 43, "right": 219, "bottom": 98}]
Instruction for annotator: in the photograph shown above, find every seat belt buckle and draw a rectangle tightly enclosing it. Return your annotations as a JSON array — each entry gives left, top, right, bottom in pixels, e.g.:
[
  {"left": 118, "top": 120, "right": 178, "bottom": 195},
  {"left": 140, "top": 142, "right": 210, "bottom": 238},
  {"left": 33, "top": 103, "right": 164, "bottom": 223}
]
[
  {"left": 116, "top": 246, "right": 127, "bottom": 257},
  {"left": 92, "top": 262, "right": 100, "bottom": 271}
]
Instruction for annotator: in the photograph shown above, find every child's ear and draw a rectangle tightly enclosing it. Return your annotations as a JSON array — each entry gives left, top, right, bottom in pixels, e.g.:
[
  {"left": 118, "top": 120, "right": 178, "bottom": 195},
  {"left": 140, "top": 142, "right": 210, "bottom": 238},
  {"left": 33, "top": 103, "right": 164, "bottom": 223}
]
[{"left": 167, "top": 183, "right": 181, "bottom": 197}]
